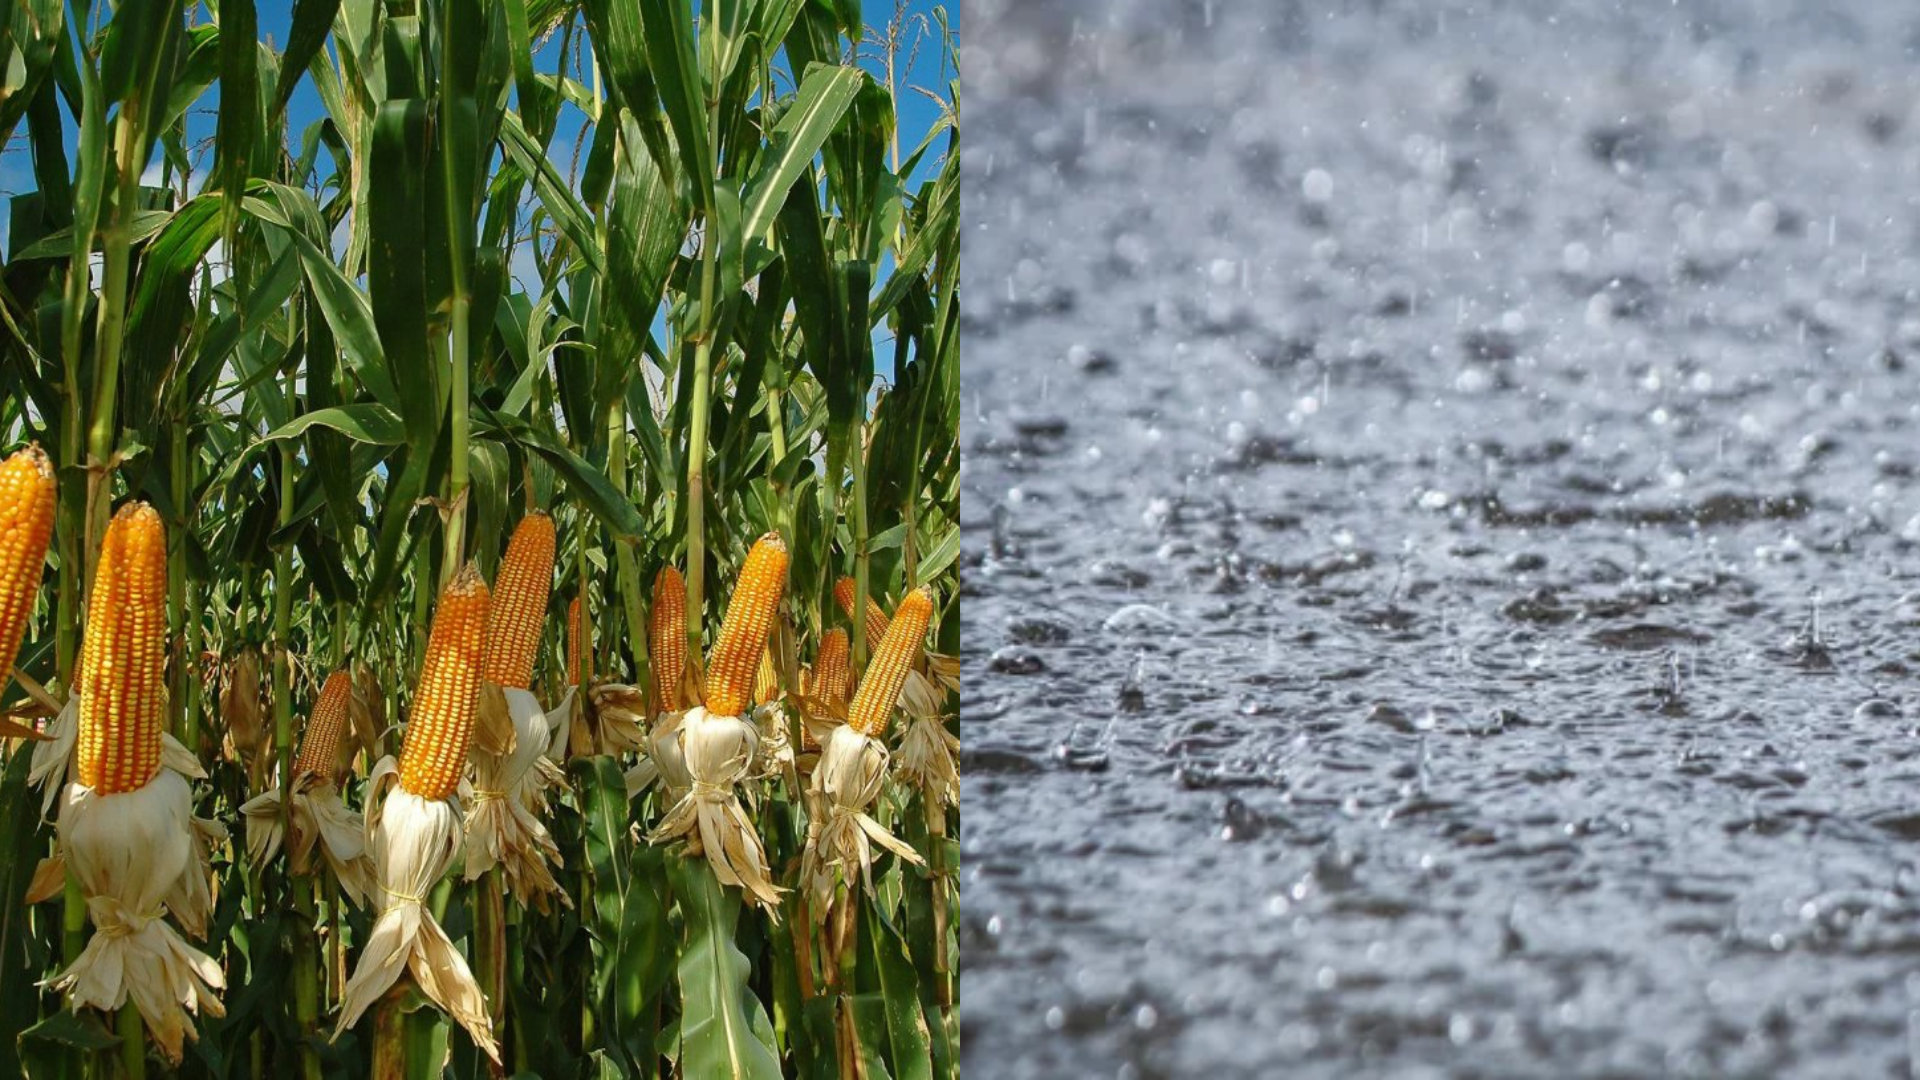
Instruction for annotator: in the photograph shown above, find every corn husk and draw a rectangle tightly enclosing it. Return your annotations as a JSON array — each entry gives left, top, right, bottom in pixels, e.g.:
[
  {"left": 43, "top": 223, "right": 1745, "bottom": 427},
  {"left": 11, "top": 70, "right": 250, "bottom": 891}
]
[
  {"left": 333, "top": 757, "right": 499, "bottom": 1063},
  {"left": 49, "top": 769, "right": 226, "bottom": 1063},
  {"left": 928, "top": 651, "right": 960, "bottom": 695},
  {"left": 539, "top": 685, "right": 578, "bottom": 763},
  {"left": 623, "top": 707, "right": 692, "bottom": 802},
  {"left": 590, "top": 681, "right": 647, "bottom": 755},
  {"left": 166, "top": 814, "right": 228, "bottom": 940},
  {"left": 222, "top": 649, "right": 273, "bottom": 789},
  {"left": 238, "top": 776, "right": 375, "bottom": 908},
  {"left": 27, "top": 692, "right": 77, "bottom": 818},
  {"left": 895, "top": 713, "right": 960, "bottom": 809},
  {"left": 751, "top": 700, "right": 796, "bottom": 784},
  {"left": 894, "top": 669, "right": 958, "bottom": 807},
  {"left": 802, "top": 724, "right": 923, "bottom": 905},
  {"left": 646, "top": 706, "right": 783, "bottom": 911},
  {"left": 463, "top": 686, "right": 570, "bottom": 911}
]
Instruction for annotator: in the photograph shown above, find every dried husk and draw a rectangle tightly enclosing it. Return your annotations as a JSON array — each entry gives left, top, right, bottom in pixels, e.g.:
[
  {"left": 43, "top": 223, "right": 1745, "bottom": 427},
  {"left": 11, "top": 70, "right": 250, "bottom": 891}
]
[
  {"left": 590, "top": 681, "right": 647, "bottom": 754},
  {"left": 28, "top": 694, "right": 78, "bottom": 818},
  {"left": 895, "top": 712, "right": 960, "bottom": 808},
  {"left": 894, "top": 669, "right": 958, "bottom": 807},
  {"left": 539, "top": 685, "right": 577, "bottom": 763},
  {"left": 751, "top": 700, "right": 796, "bottom": 783},
  {"left": 646, "top": 706, "right": 783, "bottom": 911},
  {"left": 928, "top": 651, "right": 960, "bottom": 695},
  {"left": 165, "top": 813, "right": 228, "bottom": 940},
  {"left": 463, "top": 686, "right": 570, "bottom": 911},
  {"left": 222, "top": 650, "right": 267, "bottom": 786},
  {"left": 623, "top": 707, "right": 692, "bottom": 802},
  {"left": 333, "top": 757, "right": 499, "bottom": 1062},
  {"left": 238, "top": 775, "right": 375, "bottom": 908},
  {"left": 49, "top": 769, "right": 226, "bottom": 1063},
  {"left": 350, "top": 663, "right": 385, "bottom": 767},
  {"left": 802, "top": 724, "right": 923, "bottom": 905}
]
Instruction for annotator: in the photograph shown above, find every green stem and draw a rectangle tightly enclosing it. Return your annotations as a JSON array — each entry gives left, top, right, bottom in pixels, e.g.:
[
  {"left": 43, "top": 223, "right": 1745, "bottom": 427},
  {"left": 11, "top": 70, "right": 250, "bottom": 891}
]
[
  {"left": 766, "top": 385, "right": 792, "bottom": 541},
  {"left": 117, "top": 1003, "right": 144, "bottom": 1080},
  {"left": 372, "top": 990, "right": 406, "bottom": 1080},
  {"left": 444, "top": 293, "right": 471, "bottom": 582},
  {"left": 273, "top": 422, "right": 321, "bottom": 1080},
  {"left": 476, "top": 867, "right": 506, "bottom": 1076},
  {"left": 686, "top": 0, "right": 728, "bottom": 661},
  {"left": 292, "top": 878, "right": 321, "bottom": 1080},
  {"left": 168, "top": 421, "right": 188, "bottom": 741},
  {"left": 608, "top": 402, "right": 645, "bottom": 679},
  {"left": 686, "top": 337, "right": 715, "bottom": 659},
  {"left": 325, "top": 872, "right": 344, "bottom": 1010},
  {"left": 849, "top": 422, "right": 872, "bottom": 672},
  {"left": 84, "top": 110, "right": 145, "bottom": 560},
  {"left": 273, "top": 446, "right": 295, "bottom": 798},
  {"left": 60, "top": 869, "right": 83, "bottom": 986}
]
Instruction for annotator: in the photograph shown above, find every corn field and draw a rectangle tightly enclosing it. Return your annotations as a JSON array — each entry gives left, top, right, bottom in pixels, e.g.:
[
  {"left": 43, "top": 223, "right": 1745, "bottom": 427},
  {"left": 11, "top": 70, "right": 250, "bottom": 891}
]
[{"left": 0, "top": 0, "right": 959, "bottom": 1077}]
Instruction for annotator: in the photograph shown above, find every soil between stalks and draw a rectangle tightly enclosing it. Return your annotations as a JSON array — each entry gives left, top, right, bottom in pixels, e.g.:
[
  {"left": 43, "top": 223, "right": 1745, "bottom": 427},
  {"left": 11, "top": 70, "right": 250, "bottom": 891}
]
[{"left": 961, "top": 2, "right": 1920, "bottom": 1077}]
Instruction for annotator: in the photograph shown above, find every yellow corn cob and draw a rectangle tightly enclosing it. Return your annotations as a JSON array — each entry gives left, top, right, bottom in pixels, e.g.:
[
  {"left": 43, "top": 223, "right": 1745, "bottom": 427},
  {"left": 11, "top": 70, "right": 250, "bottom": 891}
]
[
  {"left": 567, "top": 595, "right": 588, "bottom": 688},
  {"left": 480, "top": 512, "right": 554, "bottom": 690},
  {"left": 648, "top": 567, "right": 686, "bottom": 715},
  {"left": 755, "top": 648, "right": 786, "bottom": 708},
  {"left": 847, "top": 587, "right": 933, "bottom": 738},
  {"left": 0, "top": 444, "right": 56, "bottom": 690},
  {"left": 293, "top": 669, "right": 354, "bottom": 780},
  {"left": 814, "top": 629, "right": 850, "bottom": 705},
  {"left": 834, "top": 576, "right": 889, "bottom": 652},
  {"left": 398, "top": 564, "right": 491, "bottom": 800},
  {"left": 705, "top": 534, "right": 788, "bottom": 717},
  {"left": 75, "top": 503, "right": 168, "bottom": 794}
]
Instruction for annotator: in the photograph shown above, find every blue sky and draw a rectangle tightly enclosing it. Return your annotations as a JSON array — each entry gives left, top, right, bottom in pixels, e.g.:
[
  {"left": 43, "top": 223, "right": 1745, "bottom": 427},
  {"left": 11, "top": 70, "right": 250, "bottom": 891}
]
[{"left": 2, "top": 1, "right": 957, "bottom": 376}]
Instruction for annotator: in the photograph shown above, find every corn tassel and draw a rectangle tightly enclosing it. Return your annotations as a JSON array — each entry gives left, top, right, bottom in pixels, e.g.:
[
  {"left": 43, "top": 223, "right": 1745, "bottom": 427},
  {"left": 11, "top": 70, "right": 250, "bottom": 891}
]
[
  {"left": 705, "top": 534, "right": 788, "bottom": 717},
  {"left": 76, "top": 503, "right": 169, "bottom": 794},
  {"left": 648, "top": 566, "right": 686, "bottom": 715},
  {"left": 0, "top": 444, "right": 56, "bottom": 690},
  {"left": 480, "top": 512, "right": 553, "bottom": 691},
  {"left": 847, "top": 588, "right": 933, "bottom": 739},
  {"left": 398, "top": 564, "right": 490, "bottom": 801}
]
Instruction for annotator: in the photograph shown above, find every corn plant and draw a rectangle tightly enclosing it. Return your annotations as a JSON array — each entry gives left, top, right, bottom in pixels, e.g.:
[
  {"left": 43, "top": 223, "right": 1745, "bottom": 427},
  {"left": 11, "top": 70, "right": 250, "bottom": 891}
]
[{"left": 0, "top": 1, "right": 960, "bottom": 1077}]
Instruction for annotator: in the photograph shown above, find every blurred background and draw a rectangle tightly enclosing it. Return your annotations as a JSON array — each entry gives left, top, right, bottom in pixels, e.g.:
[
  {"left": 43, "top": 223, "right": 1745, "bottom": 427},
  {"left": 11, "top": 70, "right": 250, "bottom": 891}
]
[{"left": 963, "top": 2, "right": 1920, "bottom": 1077}]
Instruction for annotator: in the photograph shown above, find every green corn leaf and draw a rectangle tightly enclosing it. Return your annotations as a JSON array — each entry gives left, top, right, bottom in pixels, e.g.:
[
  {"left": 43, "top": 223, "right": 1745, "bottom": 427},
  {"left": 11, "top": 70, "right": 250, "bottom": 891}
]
[
  {"left": 216, "top": 0, "right": 258, "bottom": 246},
  {"left": 261, "top": 403, "right": 406, "bottom": 447},
  {"left": 739, "top": 63, "right": 863, "bottom": 246},
  {"left": 670, "top": 857, "right": 784, "bottom": 1080},
  {"left": 270, "top": 0, "right": 344, "bottom": 119}
]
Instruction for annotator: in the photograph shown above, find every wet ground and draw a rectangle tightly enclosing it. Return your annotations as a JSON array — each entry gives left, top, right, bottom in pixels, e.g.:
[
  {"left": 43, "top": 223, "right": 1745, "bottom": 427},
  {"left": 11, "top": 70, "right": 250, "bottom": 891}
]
[{"left": 958, "top": 2, "right": 1920, "bottom": 1076}]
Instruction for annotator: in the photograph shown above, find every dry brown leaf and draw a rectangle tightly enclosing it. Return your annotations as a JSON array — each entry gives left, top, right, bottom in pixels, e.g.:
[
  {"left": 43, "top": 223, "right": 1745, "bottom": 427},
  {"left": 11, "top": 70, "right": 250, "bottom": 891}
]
[
  {"left": 222, "top": 650, "right": 264, "bottom": 761},
  {"left": 25, "top": 852, "right": 65, "bottom": 903},
  {"left": 473, "top": 681, "right": 516, "bottom": 758}
]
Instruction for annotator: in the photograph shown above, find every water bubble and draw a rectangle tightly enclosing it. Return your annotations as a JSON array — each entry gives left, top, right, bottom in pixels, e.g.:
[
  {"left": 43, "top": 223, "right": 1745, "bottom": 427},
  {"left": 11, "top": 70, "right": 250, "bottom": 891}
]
[
  {"left": 1302, "top": 168, "right": 1334, "bottom": 202},
  {"left": 1449, "top": 1013, "right": 1474, "bottom": 1045}
]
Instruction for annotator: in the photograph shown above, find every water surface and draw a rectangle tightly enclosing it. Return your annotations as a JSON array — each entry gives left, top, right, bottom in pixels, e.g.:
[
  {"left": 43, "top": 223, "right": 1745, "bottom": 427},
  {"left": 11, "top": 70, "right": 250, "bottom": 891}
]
[{"left": 961, "top": 2, "right": 1920, "bottom": 1076}]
